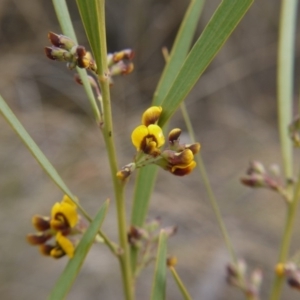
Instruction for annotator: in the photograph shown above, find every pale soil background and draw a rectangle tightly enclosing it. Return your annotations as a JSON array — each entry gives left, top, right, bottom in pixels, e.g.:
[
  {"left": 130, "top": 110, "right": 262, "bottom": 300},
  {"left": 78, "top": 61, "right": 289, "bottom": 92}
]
[{"left": 0, "top": 0, "right": 300, "bottom": 299}]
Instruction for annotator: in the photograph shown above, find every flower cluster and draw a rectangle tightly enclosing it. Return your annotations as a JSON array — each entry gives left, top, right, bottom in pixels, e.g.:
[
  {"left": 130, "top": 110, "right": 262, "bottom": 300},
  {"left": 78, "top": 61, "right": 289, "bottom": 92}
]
[
  {"left": 117, "top": 106, "right": 200, "bottom": 179},
  {"left": 45, "top": 32, "right": 134, "bottom": 82},
  {"left": 128, "top": 218, "right": 177, "bottom": 277},
  {"left": 240, "top": 161, "right": 291, "bottom": 202},
  {"left": 27, "top": 195, "right": 84, "bottom": 259},
  {"left": 226, "top": 260, "right": 262, "bottom": 298},
  {"left": 45, "top": 32, "right": 97, "bottom": 71}
]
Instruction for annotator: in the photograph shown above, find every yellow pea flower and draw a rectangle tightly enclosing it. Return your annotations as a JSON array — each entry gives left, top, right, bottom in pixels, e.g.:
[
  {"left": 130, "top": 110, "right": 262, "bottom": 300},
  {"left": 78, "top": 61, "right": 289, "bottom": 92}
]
[
  {"left": 50, "top": 195, "right": 78, "bottom": 230},
  {"left": 131, "top": 124, "right": 165, "bottom": 154}
]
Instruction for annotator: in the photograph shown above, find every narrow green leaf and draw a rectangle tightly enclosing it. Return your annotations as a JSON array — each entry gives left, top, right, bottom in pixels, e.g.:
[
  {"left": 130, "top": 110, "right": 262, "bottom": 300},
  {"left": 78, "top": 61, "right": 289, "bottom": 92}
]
[
  {"left": 131, "top": 0, "right": 205, "bottom": 229},
  {"left": 48, "top": 200, "right": 109, "bottom": 300},
  {"left": 131, "top": 165, "right": 157, "bottom": 226},
  {"left": 153, "top": 0, "right": 205, "bottom": 105},
  {"left": 76, "top": 0, "right": 105, "bottom": 75},
  {"left": 52, "top": 0, "right": 100, "bottom": 122},
  {"left": 0, "top": 95, "right": 76, "bottom": 201},
  {"left": 150, "top": 230, "right": 168, "bottom": 300},
  {"left": 158, "top": 0, "right": 254, "bottom": 127}
]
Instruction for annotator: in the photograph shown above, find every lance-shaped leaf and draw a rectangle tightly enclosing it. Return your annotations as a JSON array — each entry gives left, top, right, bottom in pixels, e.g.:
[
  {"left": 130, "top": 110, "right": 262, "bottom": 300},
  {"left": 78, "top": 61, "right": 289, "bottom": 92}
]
[
  {"left": 131, "top": 0, "right": 205, "bottom": 228},
  {"left": 0, "top": 95, "right": 76, "bottom": 201},
  {"left": 158, "top": 0, "right": 254, "bottom": 127},
  {"left": 153, "top": 0, "right": 205, "bottom": 105},
  {"left": 76, "top": 0, "right": 107, "bottom": 75},
  {"left": 48, "top": 200, "right": 109, "bottom": 300}
]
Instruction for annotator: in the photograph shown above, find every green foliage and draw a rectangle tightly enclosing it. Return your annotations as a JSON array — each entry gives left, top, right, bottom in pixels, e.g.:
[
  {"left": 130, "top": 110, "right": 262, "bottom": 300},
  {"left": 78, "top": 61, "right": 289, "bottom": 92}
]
[
  {"left": 158, "top": 0, "right": 254, "bottom": 127},
  {"left": 76, "top": 0, "right": 106, "bottom": 75},
  {"left": 0, "top": 0, "right": 257, "bottom": 299}
]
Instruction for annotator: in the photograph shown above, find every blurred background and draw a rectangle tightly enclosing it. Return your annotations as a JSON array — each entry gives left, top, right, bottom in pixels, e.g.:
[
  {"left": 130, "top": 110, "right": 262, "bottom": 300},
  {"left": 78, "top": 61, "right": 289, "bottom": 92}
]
[{"left": 0, "top": 0, "right": 300, "bottom": 299}]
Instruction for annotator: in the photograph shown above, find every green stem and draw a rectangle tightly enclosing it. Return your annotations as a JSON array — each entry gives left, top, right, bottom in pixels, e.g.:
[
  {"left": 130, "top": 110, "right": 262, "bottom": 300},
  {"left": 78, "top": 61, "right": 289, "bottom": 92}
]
[
  {"left": 95, "top": 2, "right": 133, "bottom": 299},
  {"left": 270, "top": 171, "right": 300, "bottom": 300},
  {"left": 269, "top": 0, "right": 298, "bottom": 298},
  {"left": 277, "top": 0, "right": 297, "bottom": 180},
  {"left": 180, "top": 103, "right": 237, "bottom": 262},
  {"left": 169, "top": 267, "right": 192, "bottom": 300},
  {"left": 180, "top": 103, "right": 254, "bottom": 299}
]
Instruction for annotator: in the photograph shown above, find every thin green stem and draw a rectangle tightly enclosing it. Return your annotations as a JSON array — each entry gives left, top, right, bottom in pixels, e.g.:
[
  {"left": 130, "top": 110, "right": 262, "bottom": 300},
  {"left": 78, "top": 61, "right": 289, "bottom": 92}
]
[
  {"left": 180, "top": 103, "right": 255, "bottom": 300},
  {"left": 180, "top": 103, "right": 237, "bottom": 262},
  {"left": 277, "top": 0, "right": 297, "bottom": 180},
  {"left": 270, "top": 171, "right": 300, "bottom": 300},
  {"left": 95, "top": 1, "right": 133, "bottom": 299},
  {"left": 169, "top": 267, "right": 192, "bottom": 300},
  {"left": 269, "top": 0, "right": 298, "bottom": 298}
]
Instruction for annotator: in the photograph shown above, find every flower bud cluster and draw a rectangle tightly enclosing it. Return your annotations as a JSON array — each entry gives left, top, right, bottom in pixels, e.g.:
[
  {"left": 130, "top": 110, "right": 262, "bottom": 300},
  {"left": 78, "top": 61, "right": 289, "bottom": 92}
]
[
  {"left": 128, "top": 218, "right": 177, "bottom": 276},
  {"left": 45, "top": 32, "right": 134, "bottom": 83},
  {"left": 118, "top": 106, "right": 200, "bottom": 179},
  {"left": 45, "top": 32, "right": 97, "bottom": 71},
  {"left": 27, "top": 195, "right": 85, "bottom": 259},
  {"left": 240, "top": 161, "right": 291, "bottom": 202},
  {"left": 159, "top": 128, "right": 200, "bottom": 176},
  {"left": 226, "top": 260, "right": 262, "bottom": 299},
  {"left": 107, "top": 49, "right": 135, "bottom": 81}
]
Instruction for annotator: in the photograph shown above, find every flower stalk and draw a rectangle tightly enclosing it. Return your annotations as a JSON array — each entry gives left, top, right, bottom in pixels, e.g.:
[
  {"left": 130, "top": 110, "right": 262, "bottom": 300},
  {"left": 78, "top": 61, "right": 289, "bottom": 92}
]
[{"left": 95, "top": 1, "right": 133, "bottom": 299}]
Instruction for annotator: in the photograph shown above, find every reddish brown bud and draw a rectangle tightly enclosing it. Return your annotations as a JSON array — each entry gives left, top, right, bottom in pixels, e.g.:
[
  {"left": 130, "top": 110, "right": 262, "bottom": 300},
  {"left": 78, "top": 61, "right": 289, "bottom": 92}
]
[
  {"left": 76, "top": 46, "right": 87, "bottom": 58},
  {"left": 27, "top": 232, "right": 52, "bottom": 245},
  {"left": 48, "top": 32, "right": 76, "bottom": 50},
  {"left": 48, "top": 32, "right": 61, "bottom": 47},
  {"left": 32, "top": 215, "right": 51, "bottom": 231}
]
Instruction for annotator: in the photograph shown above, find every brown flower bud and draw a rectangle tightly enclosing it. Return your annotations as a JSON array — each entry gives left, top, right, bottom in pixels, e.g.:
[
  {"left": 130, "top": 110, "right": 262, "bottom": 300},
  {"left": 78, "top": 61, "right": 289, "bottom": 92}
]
[
  {"left": 168, "top": 128, "right": 181, "bottom": 142},
  {"left": 27, "top": 232, "right": 52, "bottom": 245},
  {"left": 32, "top": 215, "right": 51, "bottom": 231},
  {"left": 48, "top": 32, "right": 76, "bottom": 50},
  {"left": 44, "top": 47, "right": 71, "bottom": 61},
  {"left": 141, "top": 106, "right": 162, "bottom": 126}
]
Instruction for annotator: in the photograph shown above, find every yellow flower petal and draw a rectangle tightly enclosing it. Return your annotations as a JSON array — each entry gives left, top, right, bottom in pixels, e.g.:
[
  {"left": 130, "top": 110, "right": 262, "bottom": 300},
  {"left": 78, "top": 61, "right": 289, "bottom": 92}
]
[
  {"left": 171, "top": 161, "right": 196, "bottom": 176},
  {"left": 56, "top": 232, "right": 75, "bottom": 258},
  {"left": 51, "top": 196, "right": 78, "bottom": 228},
  {"left": 147, "top": 124, "right": 165, "bottom": 148},
  {"left": 131, "top": 125, "right": 148, "bottom": 151},
  {"left": 141, "top": 106, "right": 162, "bottom": 126},
  {"left": 62, "top": 195, "right": 77, "bottom": 208}
]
